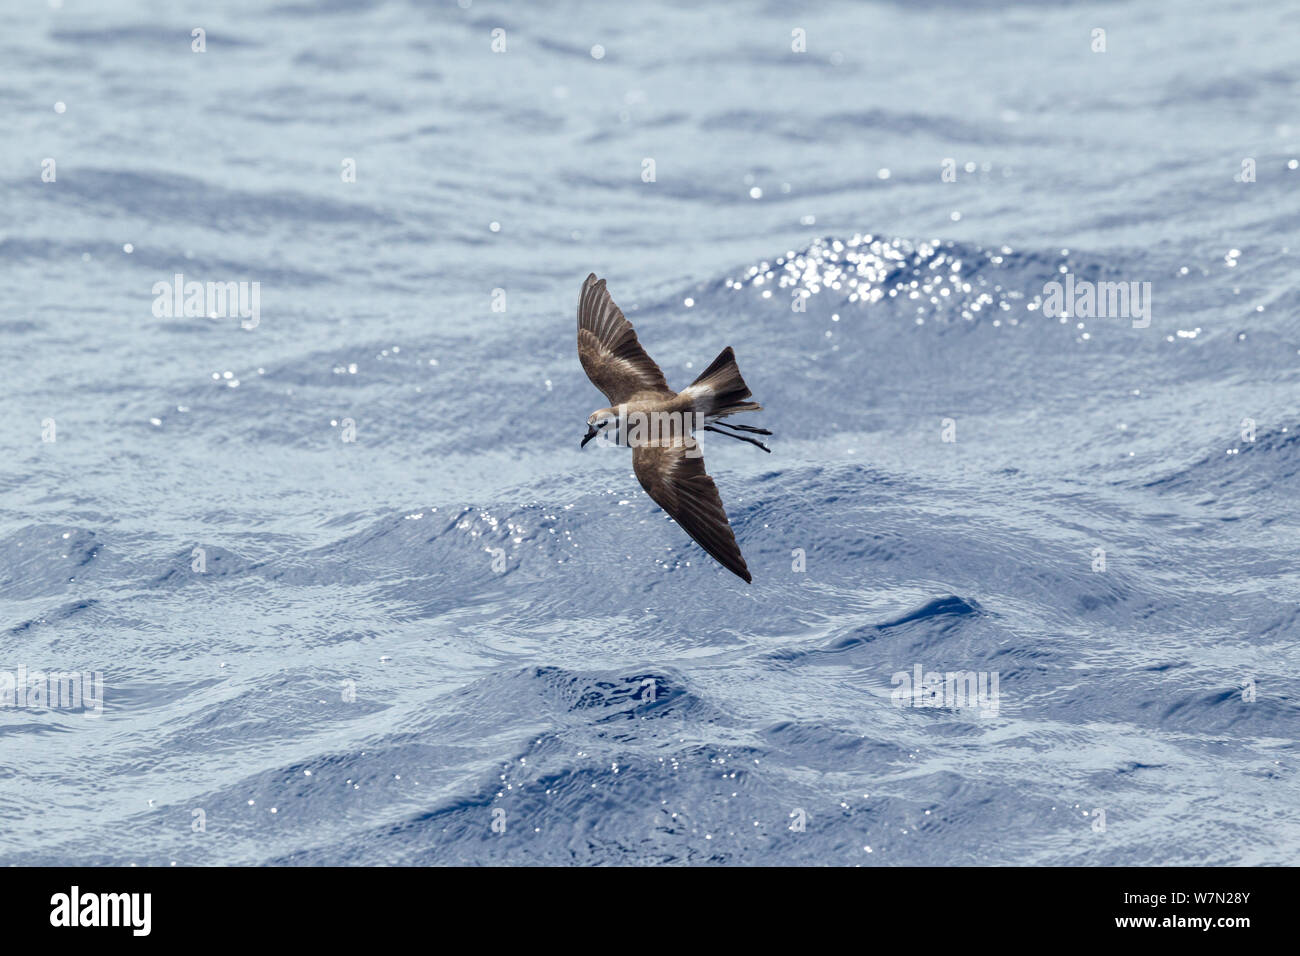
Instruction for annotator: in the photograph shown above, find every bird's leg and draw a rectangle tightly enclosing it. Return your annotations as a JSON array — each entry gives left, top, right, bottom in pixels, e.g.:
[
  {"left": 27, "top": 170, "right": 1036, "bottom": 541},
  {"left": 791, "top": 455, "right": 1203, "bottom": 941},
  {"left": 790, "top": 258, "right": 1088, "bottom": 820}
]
[
  {"left": 704, "top": 425, "right": 771, "bottom": 453},
  {"left": 711, "top": 420, "right": 773, "bottom": 436}
]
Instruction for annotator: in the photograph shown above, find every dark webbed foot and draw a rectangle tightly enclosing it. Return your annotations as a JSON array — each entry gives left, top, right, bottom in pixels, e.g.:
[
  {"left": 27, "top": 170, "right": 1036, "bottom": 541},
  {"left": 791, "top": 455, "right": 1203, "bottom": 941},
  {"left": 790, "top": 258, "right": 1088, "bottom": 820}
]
[
  {"left": 712, "top": 420, "right": 772, "bottom": 436},
  {"left": 704, "top": 425, "right": 771, "bottom": 453}
]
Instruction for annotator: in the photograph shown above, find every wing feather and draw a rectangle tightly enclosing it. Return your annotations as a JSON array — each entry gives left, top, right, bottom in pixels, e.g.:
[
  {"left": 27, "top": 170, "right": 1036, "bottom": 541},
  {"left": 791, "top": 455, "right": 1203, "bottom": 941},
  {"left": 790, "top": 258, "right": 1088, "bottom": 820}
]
[
  {"left": 577, "top": 274, "right": 671, "bottom": 405},
  {"left": 632, "top": 440, "right": 752, "bottom": 583}
]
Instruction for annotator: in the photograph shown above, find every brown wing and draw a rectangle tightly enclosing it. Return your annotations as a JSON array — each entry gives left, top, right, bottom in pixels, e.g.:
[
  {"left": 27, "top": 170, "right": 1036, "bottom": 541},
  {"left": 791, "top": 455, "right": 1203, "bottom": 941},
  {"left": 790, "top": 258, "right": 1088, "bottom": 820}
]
[
  {"left": 632, "top": 440, "right": 752, "bottom": 583},
  {"left": 578, "top": 273, "right": 671, "bottom": 405}
]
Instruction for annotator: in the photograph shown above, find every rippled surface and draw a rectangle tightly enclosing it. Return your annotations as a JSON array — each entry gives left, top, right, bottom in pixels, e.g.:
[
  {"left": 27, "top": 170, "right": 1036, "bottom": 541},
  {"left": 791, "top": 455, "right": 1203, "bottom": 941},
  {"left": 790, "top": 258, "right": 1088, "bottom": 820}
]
[{"left": 2, "top": 0, "right": 1299, "bottom": 865}]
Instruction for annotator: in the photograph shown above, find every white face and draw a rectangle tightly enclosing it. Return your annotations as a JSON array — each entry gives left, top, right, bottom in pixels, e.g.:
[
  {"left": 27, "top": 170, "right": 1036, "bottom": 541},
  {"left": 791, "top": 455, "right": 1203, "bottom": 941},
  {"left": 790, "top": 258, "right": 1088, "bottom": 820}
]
[{"left": 582, "top": 409, "right": 620, "bottom": 448}]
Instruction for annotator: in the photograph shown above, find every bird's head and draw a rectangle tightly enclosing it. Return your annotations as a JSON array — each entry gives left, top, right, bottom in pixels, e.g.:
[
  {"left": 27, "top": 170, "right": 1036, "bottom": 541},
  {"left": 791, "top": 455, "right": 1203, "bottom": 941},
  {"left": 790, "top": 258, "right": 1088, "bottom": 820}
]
[{"left": 581, "top": 407, "right": 619, "bottom": 449}]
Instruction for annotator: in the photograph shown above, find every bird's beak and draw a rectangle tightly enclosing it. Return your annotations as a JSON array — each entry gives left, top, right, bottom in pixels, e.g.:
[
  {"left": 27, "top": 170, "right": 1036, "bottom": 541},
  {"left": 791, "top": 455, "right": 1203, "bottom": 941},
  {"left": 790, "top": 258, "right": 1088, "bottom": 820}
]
[{"left": 581, "top": 425, "right": 598, "bottom": 449}]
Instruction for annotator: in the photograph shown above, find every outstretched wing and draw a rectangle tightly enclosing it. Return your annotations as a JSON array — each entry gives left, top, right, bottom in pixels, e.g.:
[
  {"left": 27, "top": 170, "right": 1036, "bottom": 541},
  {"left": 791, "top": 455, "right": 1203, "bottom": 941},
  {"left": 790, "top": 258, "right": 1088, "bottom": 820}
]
[
  {"left": 578, "top": 273, "right": 671, "bottom": 405},
  {"left": 632, "top": 439, "right": 752, "bottom": 583}
]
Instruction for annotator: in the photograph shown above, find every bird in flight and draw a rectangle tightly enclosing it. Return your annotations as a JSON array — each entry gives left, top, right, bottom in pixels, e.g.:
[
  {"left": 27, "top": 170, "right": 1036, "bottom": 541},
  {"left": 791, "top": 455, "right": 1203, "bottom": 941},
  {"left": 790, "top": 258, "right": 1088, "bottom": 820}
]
[{"left": 577, "top": 273, "right": 770, "bottom": 583}]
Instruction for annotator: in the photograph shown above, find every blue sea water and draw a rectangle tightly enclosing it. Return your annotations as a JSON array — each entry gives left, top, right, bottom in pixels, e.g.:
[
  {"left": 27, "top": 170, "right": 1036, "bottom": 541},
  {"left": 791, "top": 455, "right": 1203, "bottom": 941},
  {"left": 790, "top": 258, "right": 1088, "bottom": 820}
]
[{"left": 2, "top": 0, "right": 1298, "bottom": 866}]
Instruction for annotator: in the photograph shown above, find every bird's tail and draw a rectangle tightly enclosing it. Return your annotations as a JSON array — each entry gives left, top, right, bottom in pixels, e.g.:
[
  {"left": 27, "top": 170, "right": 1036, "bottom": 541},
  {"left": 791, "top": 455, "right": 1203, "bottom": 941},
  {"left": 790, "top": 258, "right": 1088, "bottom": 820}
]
[{"left": 684, "top": 346, "right": 762, "bottom": 419}]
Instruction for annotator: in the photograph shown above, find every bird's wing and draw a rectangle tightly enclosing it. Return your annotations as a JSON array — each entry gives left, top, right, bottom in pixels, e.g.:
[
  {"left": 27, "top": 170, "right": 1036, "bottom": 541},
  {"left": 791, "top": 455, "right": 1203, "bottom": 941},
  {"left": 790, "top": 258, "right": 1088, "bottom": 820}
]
[
  {"left": 632, "top": 439, "right": 752, "bottom": 583},
  {"left": 578, "top": 273, "right": 671, "bottom": 405}
]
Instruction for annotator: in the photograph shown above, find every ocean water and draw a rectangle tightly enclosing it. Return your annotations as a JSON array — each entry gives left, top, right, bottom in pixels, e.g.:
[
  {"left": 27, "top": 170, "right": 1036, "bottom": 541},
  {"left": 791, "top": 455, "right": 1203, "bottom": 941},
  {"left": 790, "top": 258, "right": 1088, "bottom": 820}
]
[{"left": 2, "top": 0, "right": 1298, "bottom": 866}]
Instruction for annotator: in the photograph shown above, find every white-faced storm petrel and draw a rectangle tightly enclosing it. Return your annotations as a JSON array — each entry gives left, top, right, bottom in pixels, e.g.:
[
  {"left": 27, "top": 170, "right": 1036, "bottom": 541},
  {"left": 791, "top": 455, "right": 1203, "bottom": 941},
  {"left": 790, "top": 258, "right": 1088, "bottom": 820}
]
[{"left": 577, "top": 273, "right": 770, "bottom": 583}]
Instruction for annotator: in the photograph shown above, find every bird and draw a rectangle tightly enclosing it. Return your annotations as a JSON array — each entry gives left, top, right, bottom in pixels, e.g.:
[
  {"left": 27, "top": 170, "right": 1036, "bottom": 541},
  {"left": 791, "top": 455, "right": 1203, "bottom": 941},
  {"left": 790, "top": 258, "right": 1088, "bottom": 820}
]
[{"left": 577, "top": 273, "right": 770, "bottom": 583}]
